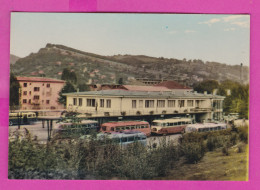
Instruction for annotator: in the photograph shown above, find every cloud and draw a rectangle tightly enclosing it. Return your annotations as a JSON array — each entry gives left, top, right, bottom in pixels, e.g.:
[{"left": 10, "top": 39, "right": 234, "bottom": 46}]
[
  {"left": 231, "top": 21, "right": 249, "bottom": 28},
  {"left": 199, "top": 18, "right": 221, "bottom": 25},
  {"left": 223, "top": 15, "right": 245, "bottom": 22},
  {"left": 184, "top": 30, "right": 196, "bottom": 34},
  {"left": 224, "top": 27, "right": 236, "bottom": 31},
  {"left": 199, "top": 15, "right": 249, "bottom": 28}
]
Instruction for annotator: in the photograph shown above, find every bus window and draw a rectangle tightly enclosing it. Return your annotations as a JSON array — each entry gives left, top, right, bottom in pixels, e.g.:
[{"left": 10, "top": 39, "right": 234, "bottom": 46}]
[
  {"left": 113, "top": 138, "right": 120, "bottom": 143},
  {"left": 122, "top": 137, "right": 127, "bottom": 143},
  {"left": 111, "top": 127, "right": 115, "bottom": 131},
  {"left": 136, "top": 125, "right": 140, "bottom": 129},
  {"left": 141, "top": 126, "right": 144, "bottom": 129},
  {"left": 130, "top": 126, "right": 135, "bottom": 130},
  {"left": 178, "top": 122, "right": 181, "bottom": 125},
  {"left": 126, "top": 126, "right": 130, "bottom": 130},
  {"left": 128, "top": 136, "right": 134, "bottom": 142},
  {"left": 115, "top": 127, "right": 120, "bottom": 131}
]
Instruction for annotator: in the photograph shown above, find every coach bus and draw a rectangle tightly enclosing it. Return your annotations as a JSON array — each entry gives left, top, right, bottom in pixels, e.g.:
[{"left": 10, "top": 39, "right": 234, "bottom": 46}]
[
  {"left": 185, "top": 123, "right": 227, "bottom": 133},
  {"left": 53, "top": 120, "right": 99, "bottom": 139},
  {"left": 9, "top": 112, "right": 37, "bottom": 126},
  {"left": 151, "top": 117, "right": 192, "bottom": 135},
  {"left": 100, "top": 121, "right": 151, "bottom": 136},
  {"left": 80, "top": 131, "right": 147, "bottom": 147}
]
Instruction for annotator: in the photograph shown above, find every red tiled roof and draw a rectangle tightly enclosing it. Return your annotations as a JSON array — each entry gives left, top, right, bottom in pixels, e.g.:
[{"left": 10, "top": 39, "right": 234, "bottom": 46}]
[
  {"left": 16, "top": 76, "right": 65, "bottom": 83},
  {"left": 122, "top": 85, "right": 171, "bottom": 91},
  {"left": 155, "top": 81, "right": 192, "bottom": 89}
]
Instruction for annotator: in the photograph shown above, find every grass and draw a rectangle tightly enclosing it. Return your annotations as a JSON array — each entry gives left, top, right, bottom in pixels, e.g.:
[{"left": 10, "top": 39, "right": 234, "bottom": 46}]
[{"left": 155, "top": 143, "right": 248, "bottom": 181}]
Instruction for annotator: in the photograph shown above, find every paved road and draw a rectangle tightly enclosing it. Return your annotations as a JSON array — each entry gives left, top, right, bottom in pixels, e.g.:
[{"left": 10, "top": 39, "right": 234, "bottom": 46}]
[{"left": 9, "top": 122, "right": 182, "bottom": 145}]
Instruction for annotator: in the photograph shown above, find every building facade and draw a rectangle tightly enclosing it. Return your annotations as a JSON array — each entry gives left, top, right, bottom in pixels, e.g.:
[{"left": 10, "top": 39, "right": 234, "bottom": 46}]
[
  {"left": 16, "top": 77, "right": 65, "bottom": 110},
  {"left": 64, "top": 90, "right": 224, "bottom": 122}
]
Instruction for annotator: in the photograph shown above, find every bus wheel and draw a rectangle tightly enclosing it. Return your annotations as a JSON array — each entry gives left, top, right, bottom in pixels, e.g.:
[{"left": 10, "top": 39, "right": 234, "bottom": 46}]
[{"left": 9, "top": 121, "right": 13, "bottom": 126}]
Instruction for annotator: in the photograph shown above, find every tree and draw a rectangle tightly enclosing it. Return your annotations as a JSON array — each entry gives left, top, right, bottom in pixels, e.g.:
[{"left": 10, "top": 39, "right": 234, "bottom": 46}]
[
  {"left": 61, "top": 68, "right": 77, "bottom": 84},
  {"left": 77, "top": 83, "right": 89, "bottom": 92},
  {"left": 194, "top": 80, "right": 219, "bottom": 94},
  {"left": 58, "top": 82, "right": 76, "bottom": 105},
  {"left": 118, "top": 78, "right": 123, "bottom": 85},
  {"left": 10, "top": 73, "right": 20, "bottom": 107}
]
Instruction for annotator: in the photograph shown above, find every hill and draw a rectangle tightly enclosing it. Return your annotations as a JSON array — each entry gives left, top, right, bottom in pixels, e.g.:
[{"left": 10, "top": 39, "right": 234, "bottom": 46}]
[
  {"left": 11, "top": 44, "right": 249, "bottom": 86},
  {"left": 10, "top": 54, "right": 20, "bottom": 65}
]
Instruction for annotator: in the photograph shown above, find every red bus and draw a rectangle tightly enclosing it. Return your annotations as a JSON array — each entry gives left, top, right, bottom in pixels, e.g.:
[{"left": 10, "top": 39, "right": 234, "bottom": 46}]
[{"left": 100, "top": 121, "right": 151, "bottom": 136}]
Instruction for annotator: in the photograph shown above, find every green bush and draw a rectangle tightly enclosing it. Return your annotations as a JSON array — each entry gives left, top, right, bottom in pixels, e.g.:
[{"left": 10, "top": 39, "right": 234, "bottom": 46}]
[
  {"left": 181, "top": 142, "right": 206, "bottom": 164},
  {"left": 237, "top": 126, "right": 248, "bottom": 144}
]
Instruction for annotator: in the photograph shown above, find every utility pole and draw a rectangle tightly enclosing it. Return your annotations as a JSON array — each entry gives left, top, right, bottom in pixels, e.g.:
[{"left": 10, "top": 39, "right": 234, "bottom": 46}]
[{"left": 240, "top": 63, "right": 243, "bottom": 83}]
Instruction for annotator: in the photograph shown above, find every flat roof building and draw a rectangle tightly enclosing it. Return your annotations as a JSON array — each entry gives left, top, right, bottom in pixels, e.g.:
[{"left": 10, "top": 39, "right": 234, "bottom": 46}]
[
  {"left": 16, "top": 76, "right": 65, "bottom": 110},
  {"left": 64, "top": 89, "right": 224, "bottom": 122}
]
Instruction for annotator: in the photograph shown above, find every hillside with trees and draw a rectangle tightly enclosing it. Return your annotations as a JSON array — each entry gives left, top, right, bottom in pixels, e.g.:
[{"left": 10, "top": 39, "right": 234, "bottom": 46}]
[{"left": 11, "top": 43, "right": 249, "bottom": 87}]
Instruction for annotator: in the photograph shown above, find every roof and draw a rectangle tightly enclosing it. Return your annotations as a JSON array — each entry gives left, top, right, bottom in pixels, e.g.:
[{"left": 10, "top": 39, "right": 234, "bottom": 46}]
[
  {"left": 63, "top": 89, "right": 225, "bottom": 99},
  {"left": 101, "top": 121, "right": 149, "bottom": 127},
  {"left": 121, "top": 85, "right": 171, "bottom": 92},
  {"left": 16, "top": 76, "right": 65, "bottom": 83},
  {"left": 186, "top": 123, "right": 227, "bottom": 129},
  {"left": 153, "top": 118, "right": 192, "bottom": 123},
  {"left": 155, "top": 81, "right": 192, "bottom": 89}
]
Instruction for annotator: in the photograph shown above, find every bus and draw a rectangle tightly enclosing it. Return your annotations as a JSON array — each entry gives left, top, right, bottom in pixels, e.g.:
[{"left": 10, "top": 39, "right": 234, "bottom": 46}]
[
  {"left": 100, "top": 121, "right": 151, "bottom": 136},
  {"left": 185, "top": 123, "right": 227, "bottom": 133},
  {"left": 9, "top": 112, "right": 37, "bottom": 126},
  {"left": 53, "top": 120, "right": 99, "bottom": 139},
  {"left": 80, "top": 131, "right": 147, "bottom": 147},
  {"left": 151, "top": 117, "right": 192, "bottom": 135}
]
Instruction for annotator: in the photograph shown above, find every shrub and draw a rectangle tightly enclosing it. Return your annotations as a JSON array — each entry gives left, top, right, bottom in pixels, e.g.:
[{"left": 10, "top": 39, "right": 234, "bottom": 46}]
[
  {"left": 237, "top": 126, "right": 248, "bottom": 144},
  {"left": 222, "top": 145, "right": 230, "bottom": 156},
  {"left": 181, "top": 142, "right": 206, "bottom": 164}
]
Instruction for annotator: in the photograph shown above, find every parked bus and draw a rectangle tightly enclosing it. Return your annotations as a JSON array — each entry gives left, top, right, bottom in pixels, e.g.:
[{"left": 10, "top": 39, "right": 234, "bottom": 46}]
[
  {"left": 100, "top": 121, "right": 151, "bottom": 136},
  {"left": 9, "top": 112, "right": 37, "bottom": 126},
  {"left": 53, "top": 120, "right": 99, "bottom": 139},
  {"left": 151, "top": 117, "right": 192, "bottom": 135},
  {"left": 185, "top": 123, "right": 227, "bottom": 133},
  {"left": 80, "top": 131, "right": 147, "bottom": 147}
]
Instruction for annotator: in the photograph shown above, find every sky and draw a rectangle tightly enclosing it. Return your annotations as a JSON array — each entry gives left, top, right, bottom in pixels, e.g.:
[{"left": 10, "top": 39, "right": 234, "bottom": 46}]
[{"left": 10, "top": 13, "right": 250, "bottom": 66}]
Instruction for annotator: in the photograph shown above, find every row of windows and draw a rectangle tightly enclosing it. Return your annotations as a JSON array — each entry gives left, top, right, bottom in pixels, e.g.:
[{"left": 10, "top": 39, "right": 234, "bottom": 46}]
[
  {"left": 23, "top": 83, "right": 51, "bottom": 88},
  {"left": 73, "top": 98, "right": 111, "bottom": 108},
  {"left": 23, "top": 99, "right": 50, "bottom": 104},
  {"left": 132, "top": 100, "right": 196, "bottom": 108}
]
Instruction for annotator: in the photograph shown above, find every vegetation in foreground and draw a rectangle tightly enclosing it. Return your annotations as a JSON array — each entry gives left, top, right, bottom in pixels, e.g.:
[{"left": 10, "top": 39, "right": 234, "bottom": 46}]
[{"left": 8, "top": 126, "right": 248, "bottom": 180}]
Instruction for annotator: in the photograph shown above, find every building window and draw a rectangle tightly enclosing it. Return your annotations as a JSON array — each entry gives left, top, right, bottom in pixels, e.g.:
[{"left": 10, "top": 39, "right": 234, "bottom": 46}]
[
  {"left": 178, "top": 100, "right": 185, "bottom": 108},
  {"left": 168, "top": 100, "right": 175, "bottom": 107},
  {"left": 28, "top": 99, "right": 31, "bottom": 104},
  {"left": 187, "top": 100, "right": 194, "bottom": 107},
  {"left": 23, "top": 83, "right": 27, "bottom": 87},
  {"left": 46, "top": 100, "right": 50, "bottom": 104},
  {"left": 100, "top": 99, "right": 104, "bottom": 107},
  {"left": 157, "top": 100, "right": 165, "bottom": 108},
  {"left": 47, "top": 83, "right": 50, "bottom": 88},
  {"left": 139, "top": 100, "right": 143, "bottom": 108},
  {"left": 73, "top": 98, "right": 77, "bottom": 106},
  {"left": 145, "top": 100, "right": 154, "bottom": 108},
  {"left": 42, "top": 83, "right": 44, "bottom": 86},
  {"left": 106, "top": 99, "right": 111, "bottom": 108},
  {"left": 195, "top": 100, "right": 200, "bottom": 107},
  {"left": 29, "top": 91, "right": 31, "bottom": 95},
  {"left": 23, "top": 91, "right": 27, "bottom": 95},
  {"left": 132, "top": 100, "right": 137, "bottom": 108},
  {"left": 87, "top": 99, "right": 96, "bottom": 107},
  {"left": 33, "top": 95, "right": 40, "bottom": 100},
  {"left": 79, "top": 98, "right": 82, "bottom": 106},
  {"left": 23, "top": 99, "right": 27, "bottom": 103},
  {"left": 34, "top": 87, "right": 40, "bottom": 91}
]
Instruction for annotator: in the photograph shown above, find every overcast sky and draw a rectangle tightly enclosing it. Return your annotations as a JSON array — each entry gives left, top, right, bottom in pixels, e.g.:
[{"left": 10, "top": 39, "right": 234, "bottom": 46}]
[{"left": 11, "top": 13, "right": 250, "bottom": 66}]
